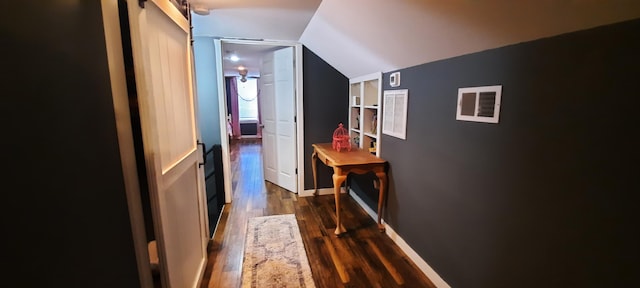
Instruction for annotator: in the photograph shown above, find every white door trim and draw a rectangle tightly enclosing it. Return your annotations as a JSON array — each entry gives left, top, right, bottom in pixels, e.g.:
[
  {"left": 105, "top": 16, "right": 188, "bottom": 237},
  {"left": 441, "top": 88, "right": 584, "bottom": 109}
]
[
  {"left": 213, "top": 40, "right": 233, "bottom": 203},
  {"left": 214, "top": 39, "right": 304, "bottom": 202},
  {"left": 294, "top": 44, "right": 304, "bottom": 196}
]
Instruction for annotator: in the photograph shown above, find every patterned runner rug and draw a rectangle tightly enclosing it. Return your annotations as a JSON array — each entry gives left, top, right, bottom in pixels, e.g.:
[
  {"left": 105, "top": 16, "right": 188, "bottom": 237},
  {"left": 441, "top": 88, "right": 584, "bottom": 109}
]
[{"left": 241, "top": 214, "right": 316, "bottom": 288}]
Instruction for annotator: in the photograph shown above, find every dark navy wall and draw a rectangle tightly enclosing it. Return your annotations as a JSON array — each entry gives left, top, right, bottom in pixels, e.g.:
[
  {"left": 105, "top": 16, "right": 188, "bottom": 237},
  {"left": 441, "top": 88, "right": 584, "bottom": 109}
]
[
  {"left": 2, "top": 1, "right": 140, "bottom": 287},
  {"left": 302, "top": 47, "right": 349, "bottom": 190},
  {"left": 379, "top": 19, "right": 640, "bottom": 288}
]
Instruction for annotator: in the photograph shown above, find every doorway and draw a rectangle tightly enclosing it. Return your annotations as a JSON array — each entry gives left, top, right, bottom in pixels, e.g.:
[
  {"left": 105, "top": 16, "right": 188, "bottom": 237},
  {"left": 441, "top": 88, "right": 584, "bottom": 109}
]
[
  {"left": 225, "top": 75, "right": 261, "bottom": 139},
  {"left": 214, "top": 39, "right": 305, "bottom": 203}
]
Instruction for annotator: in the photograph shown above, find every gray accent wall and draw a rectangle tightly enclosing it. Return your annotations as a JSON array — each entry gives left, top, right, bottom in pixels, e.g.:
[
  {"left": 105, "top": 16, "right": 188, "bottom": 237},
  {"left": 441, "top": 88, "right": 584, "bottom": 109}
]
[
  {"left": 302, "top": 46, "right": 348, "bottom": 190},
  {"left": 379, "top": 19, "right": 640, "bottom": 287},
  {"left": 193, "top": 36, "right": 222, "bottom": 147},
  {"left": 2, "top": 1, "right": 140, "bottom": 287}
]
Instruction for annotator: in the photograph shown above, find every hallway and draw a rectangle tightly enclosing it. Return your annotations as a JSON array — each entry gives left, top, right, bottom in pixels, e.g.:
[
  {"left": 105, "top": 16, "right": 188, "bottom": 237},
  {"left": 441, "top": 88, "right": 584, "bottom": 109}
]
[{"left": 200, "top": 139, "right": 435, "bottom": 287}]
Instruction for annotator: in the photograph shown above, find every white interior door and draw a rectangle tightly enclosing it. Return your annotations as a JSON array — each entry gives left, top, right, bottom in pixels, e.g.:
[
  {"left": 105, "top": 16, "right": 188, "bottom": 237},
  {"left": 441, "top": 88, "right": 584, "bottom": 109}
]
[
  {"left": 126, "top": 1, "right": 207, "bottom": 287},
  {"left": 260, "top": 52, "right": 278, "bottom": 185},
  {"left": 273, "top": 47, "right": 297, "bottom": 192},
  {"left": 260, "top": 47, "right": 297, "bottom": 192}
]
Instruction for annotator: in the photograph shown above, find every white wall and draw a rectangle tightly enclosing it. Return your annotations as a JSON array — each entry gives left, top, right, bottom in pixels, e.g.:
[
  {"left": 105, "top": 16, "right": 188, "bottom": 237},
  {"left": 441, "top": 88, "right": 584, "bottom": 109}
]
[
  {"left": 190, "top": 4, "right": 319, "bottom": 40},
  {"left": 193, "top": 36, "right": 222, "bottom": 146},
  {"left": 300, "top": 0, "right": 640, "bottom": 79}
]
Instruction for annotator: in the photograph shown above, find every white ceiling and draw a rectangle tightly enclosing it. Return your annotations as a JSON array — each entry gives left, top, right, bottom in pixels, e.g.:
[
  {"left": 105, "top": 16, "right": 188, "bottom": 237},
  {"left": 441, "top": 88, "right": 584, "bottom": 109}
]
[
  {"left": 301, "top": 0, "right": 640, "bottom": 79},
  {"left": 190, "top": 0, "right": 640, "bottom": 79},
  {"left": 190, "top": 0, "right": 321, "bottom": 78},
  {"left": 220, "top": 43, "right": 283, "bottom": 77},
  {"left": 190, "top": 0, "right": 321, "bottom": 40}
]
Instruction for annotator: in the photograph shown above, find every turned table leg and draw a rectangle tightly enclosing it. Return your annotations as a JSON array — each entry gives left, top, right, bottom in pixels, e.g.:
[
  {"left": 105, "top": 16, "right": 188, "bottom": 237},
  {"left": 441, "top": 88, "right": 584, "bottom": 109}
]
[
  {"left": 333, "top": 173, "right": 347, "bottom": 236},
  {"left": 376, "top": 171, "right": 387, "bottom": 232},
  {"left": 312, "top": 150, "right": 318, "bottom": 196}
]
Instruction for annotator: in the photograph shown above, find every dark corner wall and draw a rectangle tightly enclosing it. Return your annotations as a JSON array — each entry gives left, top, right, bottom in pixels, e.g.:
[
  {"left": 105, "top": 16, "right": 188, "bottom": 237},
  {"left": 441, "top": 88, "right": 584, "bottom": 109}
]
[
  {"left": 378, "top": 18, "right": 640, "bottom": 288},
  {"left": 302, "top": 46, "right": 349, "bottom": 190},
  {"left": 2, "top": 1, "right": 139, "bottom": 287}
]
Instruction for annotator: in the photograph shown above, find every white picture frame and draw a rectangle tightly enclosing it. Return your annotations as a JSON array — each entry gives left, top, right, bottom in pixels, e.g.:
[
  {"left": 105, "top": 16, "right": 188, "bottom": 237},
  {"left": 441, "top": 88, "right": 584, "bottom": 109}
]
[
  {"left": 456, "top": 85, "right": 502, "bottom": 123},
  {"left": 382, "top": 89, "right": 408, "bottom": 140}
]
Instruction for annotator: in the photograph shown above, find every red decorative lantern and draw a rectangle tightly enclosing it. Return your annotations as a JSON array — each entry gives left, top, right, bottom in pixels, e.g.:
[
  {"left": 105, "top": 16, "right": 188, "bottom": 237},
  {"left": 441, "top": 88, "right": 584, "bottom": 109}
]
[{"left": 332, "top": 123, "right": 351, "bottom": 152}]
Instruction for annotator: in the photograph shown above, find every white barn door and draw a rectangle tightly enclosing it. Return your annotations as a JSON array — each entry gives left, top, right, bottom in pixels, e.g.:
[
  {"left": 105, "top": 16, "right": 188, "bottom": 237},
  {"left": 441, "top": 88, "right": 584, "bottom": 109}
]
[{"left": 126, "top": 1, "right": 207, "bottom": 287}]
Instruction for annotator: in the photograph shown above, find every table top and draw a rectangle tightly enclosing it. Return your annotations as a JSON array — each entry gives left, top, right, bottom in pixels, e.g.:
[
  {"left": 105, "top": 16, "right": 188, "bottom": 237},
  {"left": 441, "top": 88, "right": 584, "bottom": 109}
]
[{"left": 312, "top": 143, "right": 386, "bottom": 166}]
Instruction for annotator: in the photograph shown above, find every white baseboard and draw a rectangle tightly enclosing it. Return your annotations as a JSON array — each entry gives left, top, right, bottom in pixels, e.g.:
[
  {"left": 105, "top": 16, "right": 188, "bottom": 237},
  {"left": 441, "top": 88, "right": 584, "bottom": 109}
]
[
  {"left": 348, "top": 190, "right": 377, "bottom": 220},
  {"left": 349, "top": 190, "right": 451, "bottom": 288}
]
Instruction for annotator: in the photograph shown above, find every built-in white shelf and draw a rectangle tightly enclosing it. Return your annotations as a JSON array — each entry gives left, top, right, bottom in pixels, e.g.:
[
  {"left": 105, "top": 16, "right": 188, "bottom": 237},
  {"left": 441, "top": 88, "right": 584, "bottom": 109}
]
[{"left": 349, "top": 72, "right": 382, "bottom": 156}]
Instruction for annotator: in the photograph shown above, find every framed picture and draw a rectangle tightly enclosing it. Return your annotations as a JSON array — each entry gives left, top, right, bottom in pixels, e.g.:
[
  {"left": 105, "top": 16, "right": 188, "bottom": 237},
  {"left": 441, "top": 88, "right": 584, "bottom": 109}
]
[
  {"left": 456, "top": 85, "right": 502, "bottom": 123},
  {"left": 382, "top": 89, "right": 408, "bottom": 140}
]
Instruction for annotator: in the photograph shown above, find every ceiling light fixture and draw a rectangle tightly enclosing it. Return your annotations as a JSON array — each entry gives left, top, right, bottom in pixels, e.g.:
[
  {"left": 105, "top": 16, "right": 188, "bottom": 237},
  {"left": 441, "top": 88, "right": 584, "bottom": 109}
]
[
  {"left": 238, "top": 67, "right": 248, "bottom": 83},
  {"left": 230, "top": 55, "right": 239, "bottom": 62},
  {"left": 192, "top": 5, "right": 209, "bottom": 15}
]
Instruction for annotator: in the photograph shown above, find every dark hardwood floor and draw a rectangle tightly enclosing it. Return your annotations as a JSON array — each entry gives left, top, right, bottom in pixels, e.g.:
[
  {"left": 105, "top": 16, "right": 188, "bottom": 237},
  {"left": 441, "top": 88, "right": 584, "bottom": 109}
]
[{"left": 200, "top": 138, "right": 436, "bottom": 288}]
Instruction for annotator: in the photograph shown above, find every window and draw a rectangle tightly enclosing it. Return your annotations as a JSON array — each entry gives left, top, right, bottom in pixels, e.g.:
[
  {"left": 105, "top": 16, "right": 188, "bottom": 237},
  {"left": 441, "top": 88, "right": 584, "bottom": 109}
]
[
  {"left": 456, "top": 85, "right": 502, "bottom": 123},
  {"left": 237, "top": 77, "right": 258, "bottom": 121}
]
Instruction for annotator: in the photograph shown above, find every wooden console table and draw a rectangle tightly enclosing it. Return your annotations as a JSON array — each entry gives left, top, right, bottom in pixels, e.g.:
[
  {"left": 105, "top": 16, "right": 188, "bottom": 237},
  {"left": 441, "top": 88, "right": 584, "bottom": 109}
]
[{"left": 311, "top": 143, "right": 388, "bottom": 236}]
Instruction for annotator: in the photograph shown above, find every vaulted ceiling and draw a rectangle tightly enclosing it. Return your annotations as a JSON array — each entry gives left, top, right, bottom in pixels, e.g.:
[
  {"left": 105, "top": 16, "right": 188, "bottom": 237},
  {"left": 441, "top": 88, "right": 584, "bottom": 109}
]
[
  {"left": 190, "top": 0, "right": 321, "bottom": 40},
  {"left": 191, "top": 0, "right": 640, "bottom": 79}
]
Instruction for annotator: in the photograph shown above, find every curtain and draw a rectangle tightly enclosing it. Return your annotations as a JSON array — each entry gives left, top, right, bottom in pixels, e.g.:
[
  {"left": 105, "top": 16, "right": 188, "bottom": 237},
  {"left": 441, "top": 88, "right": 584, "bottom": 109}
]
[{"left": 228, "top": 76, "right": 241, "bottom": 139}]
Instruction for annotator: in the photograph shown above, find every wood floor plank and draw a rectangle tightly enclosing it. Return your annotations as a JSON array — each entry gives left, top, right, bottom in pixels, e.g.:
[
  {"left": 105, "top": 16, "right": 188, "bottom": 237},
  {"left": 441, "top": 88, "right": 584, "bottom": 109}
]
[{"left": 200, "top": 139, "right": 437, "bottom": 288}]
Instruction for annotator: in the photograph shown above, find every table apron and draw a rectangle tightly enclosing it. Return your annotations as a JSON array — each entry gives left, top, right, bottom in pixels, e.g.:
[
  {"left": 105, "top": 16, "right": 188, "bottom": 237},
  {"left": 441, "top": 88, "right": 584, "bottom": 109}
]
[{"left": 334, "top": 165, "right": 385, "bottom": 175}]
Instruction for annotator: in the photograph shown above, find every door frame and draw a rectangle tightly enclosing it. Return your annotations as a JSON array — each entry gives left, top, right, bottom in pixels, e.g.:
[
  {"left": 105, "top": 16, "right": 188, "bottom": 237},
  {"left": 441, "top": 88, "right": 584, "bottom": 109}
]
[{"left": 214, "top": 39, "right": 304, "bottom": 202}]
